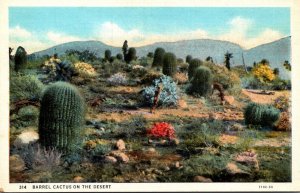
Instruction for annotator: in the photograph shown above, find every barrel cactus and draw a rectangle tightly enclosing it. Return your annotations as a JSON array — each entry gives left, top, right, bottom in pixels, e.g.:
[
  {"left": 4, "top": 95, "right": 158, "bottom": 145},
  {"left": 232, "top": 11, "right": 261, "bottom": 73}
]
[
  {"left": 38, "top": 82, "right": 85, "bottom": 153},
  {"left": 188, "top": 66, "right": 213, "bottom": 97},
  {"left": 244, "top": 103, "right": 280, "bottom": 127},
  {"left": 186, "top": 55, "right": 193, "bottom": 64},
  {"left": 162, "top": 52, "right": 177, "bottom": 77},
  {"left": 14, "top": 46, "right": 27, "bottom": 72},
  {"left": 188, "top": 58, "right": 203, "bottom": 80},
  {"left": 152, "top": 47, "right": 165, "bottom": 67},
  {"left": 125, "top": 47, "right": 137, "bottom": 63}
]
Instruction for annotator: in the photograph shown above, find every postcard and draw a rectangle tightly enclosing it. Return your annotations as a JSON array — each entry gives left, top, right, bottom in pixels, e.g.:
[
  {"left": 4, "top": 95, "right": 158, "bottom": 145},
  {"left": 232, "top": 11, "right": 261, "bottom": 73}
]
[{"left": 0, "top": 0, "right": 300, "bottom": 192}]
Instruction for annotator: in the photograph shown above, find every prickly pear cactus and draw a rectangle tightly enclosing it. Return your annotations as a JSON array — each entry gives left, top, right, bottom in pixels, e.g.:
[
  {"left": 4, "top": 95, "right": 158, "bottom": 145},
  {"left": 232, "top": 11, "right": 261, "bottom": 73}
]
[{"left": 38, "top": 82, "right": 85, "bottom": 153}]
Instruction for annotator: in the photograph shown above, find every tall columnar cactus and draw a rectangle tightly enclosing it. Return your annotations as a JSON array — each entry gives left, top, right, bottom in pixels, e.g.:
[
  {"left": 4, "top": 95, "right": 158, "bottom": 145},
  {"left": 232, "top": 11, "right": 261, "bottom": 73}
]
[
  {"left": 152, "top": 47, "right": 165, "bottom": 67},
  {"left": 188, "top": 58, "right": 203, "bottom": 80},
  {"left": 189, "top": 66, "right": 213, "bottom": 96},
  {"left": 14, "top": 46, "right": 27, "bottom": 72},
  {"left": 244, "top": 103, "right": 280, "bottom": 127},
  {"left": 186, "top": 55, "right": 193, "bottom": 64},
  {"left": 162, "top": 52, "right": 177, "bottom": 77},
  {"left": 38, "top": 82, "right": 85, "bottom": 153}
]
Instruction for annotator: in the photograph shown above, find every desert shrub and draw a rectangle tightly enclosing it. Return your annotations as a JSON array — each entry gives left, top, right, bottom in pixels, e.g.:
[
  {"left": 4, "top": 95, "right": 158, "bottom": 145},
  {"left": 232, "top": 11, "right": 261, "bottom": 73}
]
[
  {"left": 241, "top": 76, "right": 263, "bottom": 89},
  {"left": 14, "top": 46, "right": 27, "bottom": 72},
  {"left": 152, "top": 47, "right": 165, "bottom": 67},
  {"left": 74, "top": 62, "right": 97, "bottom": 78},
  {"left": 130, "top": 65, "right": 147, "bottom": 78},
  {"left": 18, "top": 144, "right": 62, "bottom": 171},
  {"left": 252, "top": 63, "right": 276, "bottom": 83},
  {"left": 10, "top": 74, "right": 44, "bottom": 102},
  {"left": 142, "top": 75, "right": 179, "bottom": 107},
  {"left": 107, "top": 72, "right": 128, "bottom": 86},
  {"left": 141, "top": 70, "right": 163, "bottom": 85},
  {"left": 173, "top": 72, "right": 188, "bottom": 84},
  {"left": 203, "top": 62, "right": 241, "bottom": 95},
  {"left": 271, "top": 78, "right": 291, "bottom": 90},
  {"left": 147, "top": 122, "right": 176, "bottom": 140},
  {"left": 273, "top": 95, "right": 290, "bottom": 112},
  {"left": 89, "top": 144, "right": 112, "bottom": 158},
  {"left": 188, "top": 58, "right": 203, "bottom": 80},
  {"left": 103, "top": 60, "right": 125, "bottom": 77},
  {"left": 162, "top": 52, "right": 177, "bottom": 77},
  {"left": 275, "top": 112, "right": 291, "bottom": 131},
  {"left": 178, "top": 62, "right": 189, "bottom": 73},
  {"left": 187, "top": 66, "right": 213, "bottom": 97},
  {"left": 18, "top": 105, "right": 39, "bottom": 121},
  {"left": 244, "top": 103, "right": 280, "bottom": 127}
]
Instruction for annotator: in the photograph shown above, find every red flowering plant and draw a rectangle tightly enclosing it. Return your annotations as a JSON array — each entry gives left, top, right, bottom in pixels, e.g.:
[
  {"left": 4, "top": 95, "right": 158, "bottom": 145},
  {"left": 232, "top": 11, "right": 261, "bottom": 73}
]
[{"left": 147, "top": 122, "right": 176, "bottom": 140}]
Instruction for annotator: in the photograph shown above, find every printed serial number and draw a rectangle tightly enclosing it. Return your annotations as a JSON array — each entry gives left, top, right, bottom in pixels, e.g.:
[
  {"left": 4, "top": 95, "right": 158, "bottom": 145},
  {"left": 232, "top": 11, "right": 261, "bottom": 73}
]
[{"left": 259, "top": 185, "right": 273, "bottom": 189}]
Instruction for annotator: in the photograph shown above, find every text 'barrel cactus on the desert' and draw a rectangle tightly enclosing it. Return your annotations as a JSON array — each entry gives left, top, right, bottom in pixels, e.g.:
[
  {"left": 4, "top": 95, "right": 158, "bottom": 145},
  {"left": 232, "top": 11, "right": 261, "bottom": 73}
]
[{"left": 38, "top": 82, "right": 85, "bottom": 153}]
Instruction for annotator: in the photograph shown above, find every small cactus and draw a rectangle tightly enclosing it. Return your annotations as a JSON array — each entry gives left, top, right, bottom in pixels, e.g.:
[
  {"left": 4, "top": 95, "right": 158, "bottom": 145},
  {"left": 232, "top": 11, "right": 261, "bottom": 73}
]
[
  {"left": 188, "top": 66, "right": 213, "bottom": 96},
  {"left": 188, "top": 58, "right": 203, "bottom": 80},
  {"left": 162, "top": 52, "right": 177, "bottom": 77},
  {"left": 38, "top": 82, "right": 85, "bottom": 153}
]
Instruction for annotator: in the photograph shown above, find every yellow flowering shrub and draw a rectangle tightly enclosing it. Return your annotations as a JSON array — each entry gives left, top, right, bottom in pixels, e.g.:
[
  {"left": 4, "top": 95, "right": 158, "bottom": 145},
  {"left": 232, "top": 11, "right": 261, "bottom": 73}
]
[
  {"left": 74, "top": 62, "right": 97, "bottom": 78},
  {"left": 252, "top": 63, "right": 275, "bottom": 83}
]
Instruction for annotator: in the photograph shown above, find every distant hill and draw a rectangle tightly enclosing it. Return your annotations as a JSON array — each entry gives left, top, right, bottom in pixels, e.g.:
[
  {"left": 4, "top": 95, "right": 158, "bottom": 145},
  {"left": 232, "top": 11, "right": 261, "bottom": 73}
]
[{"left": 30, "top": 36, "right": 291, "bottom": 79}]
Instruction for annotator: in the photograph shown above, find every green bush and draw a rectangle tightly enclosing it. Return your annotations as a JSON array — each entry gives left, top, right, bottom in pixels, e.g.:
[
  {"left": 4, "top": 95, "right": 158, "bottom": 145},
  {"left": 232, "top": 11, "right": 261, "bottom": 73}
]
[
  {"left": 10, "top": 74, "right": 44, "bottom": 103},
  {"left": 188, "top": 58, "right": 203, "bottom": 80},
  {"left": 244, "top": 103, "right": 280, "bottom": 127},
  {"left": 187, "top": 66, "right": 213, "bottom": 97},
  {"left": 152, "top": 47, "right": 165, "bottom": 67},
  {"left": 38, "top": 82, "right": 85, "bottom": 153},
  {"left": 162, "top": 52, "right": 177, "bottom": 77}
]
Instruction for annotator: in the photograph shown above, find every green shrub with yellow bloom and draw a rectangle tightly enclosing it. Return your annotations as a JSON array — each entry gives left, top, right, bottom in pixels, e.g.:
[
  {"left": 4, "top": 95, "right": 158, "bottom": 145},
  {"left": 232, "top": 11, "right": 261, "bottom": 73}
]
[{"left": 252, "top": 63, "right": 276, "bottom": 83}]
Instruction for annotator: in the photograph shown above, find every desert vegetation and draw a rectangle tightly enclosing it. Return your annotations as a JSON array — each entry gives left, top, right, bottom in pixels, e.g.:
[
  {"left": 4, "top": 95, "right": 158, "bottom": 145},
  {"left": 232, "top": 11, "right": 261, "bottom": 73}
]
[{"left": 9, "top": 42, "right": 291, "bottom": 183}]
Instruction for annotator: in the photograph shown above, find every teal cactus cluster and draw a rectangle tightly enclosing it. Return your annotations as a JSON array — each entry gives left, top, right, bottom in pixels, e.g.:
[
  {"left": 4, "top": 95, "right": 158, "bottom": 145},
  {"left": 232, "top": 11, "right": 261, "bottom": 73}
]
[
  {"left": 162, "top": 52, "right": 177, "bottom": 77},
  {"left": 244, "top": 102, "right": 280, "bottom": 127},
  {"left": 38, "top": 82, "right": 85, "bottom": 153}
]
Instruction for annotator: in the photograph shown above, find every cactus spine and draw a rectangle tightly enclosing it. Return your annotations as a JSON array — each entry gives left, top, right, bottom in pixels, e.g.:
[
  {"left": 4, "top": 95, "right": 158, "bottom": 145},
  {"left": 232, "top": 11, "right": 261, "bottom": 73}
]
[
  {"left": 189, "top": 66, "right": 213, "bottom": 96},
  {"left": 162, "top": 52, "right": 177, "bottom": 77},
  {"left": 188, "top": 58, "right": 203, "bottom": 80},
  {"left": 38, "top": 82, "right": 85, "bottom": 153}
]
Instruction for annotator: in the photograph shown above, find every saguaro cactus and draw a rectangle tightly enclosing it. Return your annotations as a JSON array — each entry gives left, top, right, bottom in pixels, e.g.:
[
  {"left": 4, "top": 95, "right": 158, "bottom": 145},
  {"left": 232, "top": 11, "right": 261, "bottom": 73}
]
[{"left": 38, "top": 82, "right": 85, "bottom": 153}]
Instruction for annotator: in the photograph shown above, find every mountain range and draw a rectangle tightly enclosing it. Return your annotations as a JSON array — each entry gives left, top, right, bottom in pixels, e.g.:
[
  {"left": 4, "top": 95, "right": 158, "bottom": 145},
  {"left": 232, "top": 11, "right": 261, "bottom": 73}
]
[{"left": 31, "top": 36, "right": 291, "bottom": 79}]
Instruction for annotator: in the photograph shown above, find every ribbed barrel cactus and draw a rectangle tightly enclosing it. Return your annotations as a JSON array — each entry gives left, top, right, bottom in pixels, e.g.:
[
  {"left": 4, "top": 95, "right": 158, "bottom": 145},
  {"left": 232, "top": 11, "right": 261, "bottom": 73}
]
[
  {"left": 38, "top": 82, "right": 85, "bottom": 153},
  {"left": 188, "top": 58, "right": 203, "bottom": 80},
  {"left": 14, "top": 46, "right": 27, "bottom": 72},
  {"left": 152, "top": 47, "right": 165, "bottom": 67},
  {"left": 188, "top": 66, "right": 213, "bottom": 96},
  {"left": 162, "top": 52, "right": 177, "bottom": 77}
]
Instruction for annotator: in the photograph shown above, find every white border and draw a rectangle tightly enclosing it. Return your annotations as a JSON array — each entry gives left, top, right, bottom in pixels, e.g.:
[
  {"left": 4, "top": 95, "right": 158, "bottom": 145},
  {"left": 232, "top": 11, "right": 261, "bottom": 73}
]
[{"left": 1, "top": 0, "right": 300, "bottom": 192}]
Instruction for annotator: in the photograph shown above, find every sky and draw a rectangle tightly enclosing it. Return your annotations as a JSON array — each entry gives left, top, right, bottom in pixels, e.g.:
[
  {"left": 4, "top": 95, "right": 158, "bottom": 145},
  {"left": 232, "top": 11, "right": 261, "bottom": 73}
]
[{"left": 9, "top": 7, "right": 290, "bottom": 54}]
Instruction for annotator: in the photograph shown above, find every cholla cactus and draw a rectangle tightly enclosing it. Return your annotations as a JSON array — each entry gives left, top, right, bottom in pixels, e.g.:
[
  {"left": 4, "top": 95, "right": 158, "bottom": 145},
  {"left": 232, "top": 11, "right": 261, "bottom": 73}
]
[{"left": 107, "top": 72, "right": 128, "bottom": 86}]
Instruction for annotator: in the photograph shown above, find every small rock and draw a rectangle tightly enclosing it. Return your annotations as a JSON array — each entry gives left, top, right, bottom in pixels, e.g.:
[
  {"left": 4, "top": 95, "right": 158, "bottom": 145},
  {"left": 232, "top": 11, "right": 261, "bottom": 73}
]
[
  {"left": 104, "top": 156, "right": 117, "bottom": 163},
  {"left": 14, "top": 130, "right": 39, "bottom": 147},
  {"left": 73, "top": 176, "right": 84, "bottom": 183},
  {"left": 147, "top": 147, "right": 156, "bottom": 153},
  {"left": 178, "top": 99, "right": 188, "bottom": 108},
  {"left": 231, "top": 123, "right": 244, "bottom": 131},
  {"left": 100, "top": 127, "right": 105, "bottom": 132},
  {"left": 148, "top": 139, "right": 153, "bottom": 144},
  {"left": 160, "top": 139, "right": 167, "bottom": 145},
  {"left": 226, "top": 162, "right": 243, "bottom": 175},
  {"left": 193, "top": 176, "right": 213, "bottom": 182},
  {"left": 110, "top": 151, "right": 129, "bottom": 163},
  {"left": 10, "top": 155, "right": 26, "bottom": 172},
  {"left": 175, "top": 161, "right": 180, "bottom": 168},
  {"left": 224, "top": 96, "right": 235, "bottom": 105},
  {"left": 116, "top": 139, "right": 126, "bottom": 151}
]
